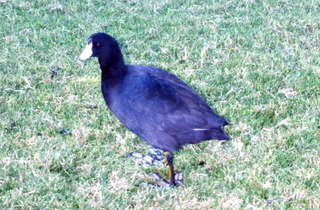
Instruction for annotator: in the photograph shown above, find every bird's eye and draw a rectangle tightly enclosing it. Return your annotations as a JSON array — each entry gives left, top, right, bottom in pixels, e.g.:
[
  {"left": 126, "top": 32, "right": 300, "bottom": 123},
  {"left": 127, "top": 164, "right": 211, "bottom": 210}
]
[{"left": 94, "top": 42, "right": 101, "bottom": 47}]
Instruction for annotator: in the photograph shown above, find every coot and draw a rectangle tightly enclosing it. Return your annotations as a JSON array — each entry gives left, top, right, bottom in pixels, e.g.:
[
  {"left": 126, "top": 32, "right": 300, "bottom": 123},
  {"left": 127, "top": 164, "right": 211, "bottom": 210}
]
[{"left": 78, "top": 33, "right": 230, "bottom": 186}]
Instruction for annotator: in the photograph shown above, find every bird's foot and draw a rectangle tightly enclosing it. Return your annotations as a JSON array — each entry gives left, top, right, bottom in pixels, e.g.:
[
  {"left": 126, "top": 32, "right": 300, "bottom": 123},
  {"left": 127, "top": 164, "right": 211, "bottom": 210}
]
[{"left": 146, "top": 172, "right": 184, "bottom": 187}]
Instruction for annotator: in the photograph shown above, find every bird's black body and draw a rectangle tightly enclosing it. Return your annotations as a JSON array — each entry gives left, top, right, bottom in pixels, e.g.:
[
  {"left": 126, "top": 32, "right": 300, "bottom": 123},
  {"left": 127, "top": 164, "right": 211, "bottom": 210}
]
[
  {"left": 102, "top": 65, "right": 229, "bottom": 152},
  {"left": 79, "top": 32, "right": 230, "bottom": 185}
]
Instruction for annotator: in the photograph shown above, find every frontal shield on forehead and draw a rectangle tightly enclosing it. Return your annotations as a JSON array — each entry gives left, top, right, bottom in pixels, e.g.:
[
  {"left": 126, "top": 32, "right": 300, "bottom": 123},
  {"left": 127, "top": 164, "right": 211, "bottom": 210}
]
[{"left": 78, "top": 41, "right": 93, "bottom": 61}]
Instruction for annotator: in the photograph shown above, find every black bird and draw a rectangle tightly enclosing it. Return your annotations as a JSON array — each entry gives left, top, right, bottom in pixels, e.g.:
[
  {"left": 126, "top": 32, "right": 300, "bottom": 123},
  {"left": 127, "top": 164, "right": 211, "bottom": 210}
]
[{"left": 78, "top": 33, "right": 230, "bottom": 186}]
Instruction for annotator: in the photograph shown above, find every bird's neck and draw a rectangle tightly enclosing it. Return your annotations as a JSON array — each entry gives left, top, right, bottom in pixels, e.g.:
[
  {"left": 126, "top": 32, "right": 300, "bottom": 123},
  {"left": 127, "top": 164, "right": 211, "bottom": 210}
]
[{"left": 99, "top": 56, "right": 127, "bottom": 78}]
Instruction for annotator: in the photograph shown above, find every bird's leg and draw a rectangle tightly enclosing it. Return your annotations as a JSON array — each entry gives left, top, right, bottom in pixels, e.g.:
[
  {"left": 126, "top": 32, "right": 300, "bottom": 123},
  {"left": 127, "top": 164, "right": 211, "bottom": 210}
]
[
  {"left": 129, "top": 149, "right": 183, "bottom": 187},
  {"left": 164, "top": 152, "right": 176, "bottom": 186}
]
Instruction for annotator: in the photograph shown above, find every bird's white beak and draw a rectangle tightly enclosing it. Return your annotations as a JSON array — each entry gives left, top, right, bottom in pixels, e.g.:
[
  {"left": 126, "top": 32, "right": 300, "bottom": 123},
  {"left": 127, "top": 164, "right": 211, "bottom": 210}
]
[{"left": 78, "top": 42, "right": 93, "bottom": 61}]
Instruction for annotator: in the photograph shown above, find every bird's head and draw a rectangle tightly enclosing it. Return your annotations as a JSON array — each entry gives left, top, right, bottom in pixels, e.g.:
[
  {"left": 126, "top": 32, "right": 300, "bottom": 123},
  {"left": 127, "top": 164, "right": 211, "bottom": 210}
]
[{"left": 78, "top": 32, "right": 124, "bottom": 69}]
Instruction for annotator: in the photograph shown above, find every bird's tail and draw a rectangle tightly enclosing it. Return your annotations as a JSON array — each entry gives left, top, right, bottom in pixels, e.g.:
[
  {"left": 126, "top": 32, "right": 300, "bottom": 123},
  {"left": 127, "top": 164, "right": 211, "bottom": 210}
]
[{"left": 209, "top": 128, "right": 230, "bottom": 140}]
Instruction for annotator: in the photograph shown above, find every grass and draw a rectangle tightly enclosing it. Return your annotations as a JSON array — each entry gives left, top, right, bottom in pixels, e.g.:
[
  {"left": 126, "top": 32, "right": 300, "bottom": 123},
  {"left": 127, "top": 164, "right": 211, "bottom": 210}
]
[{"left": 0, "top": 0, "right": 319, "bottom": 209}]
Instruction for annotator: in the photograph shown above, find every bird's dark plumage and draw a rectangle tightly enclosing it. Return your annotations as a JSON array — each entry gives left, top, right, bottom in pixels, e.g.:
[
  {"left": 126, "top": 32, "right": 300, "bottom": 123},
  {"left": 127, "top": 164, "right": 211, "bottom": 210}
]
[{"left": 79, "top": 32, "right": 230, "bottom": 185}]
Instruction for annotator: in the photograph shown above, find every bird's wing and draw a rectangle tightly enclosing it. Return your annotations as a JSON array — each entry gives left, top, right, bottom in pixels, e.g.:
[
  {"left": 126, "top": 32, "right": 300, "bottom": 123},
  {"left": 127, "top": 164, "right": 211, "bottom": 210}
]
[
  {"left": 127, "top": 69, "right": 228, "bottom": 134},
  {"left": 114, "top": 67, "right": 230, "bottom": 151}
]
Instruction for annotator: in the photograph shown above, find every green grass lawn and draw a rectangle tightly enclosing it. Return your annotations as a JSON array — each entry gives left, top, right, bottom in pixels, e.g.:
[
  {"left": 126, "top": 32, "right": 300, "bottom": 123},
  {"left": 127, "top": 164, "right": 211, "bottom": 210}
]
[{"left": 1, "top": 0, "right": 319, "bottom": 209}]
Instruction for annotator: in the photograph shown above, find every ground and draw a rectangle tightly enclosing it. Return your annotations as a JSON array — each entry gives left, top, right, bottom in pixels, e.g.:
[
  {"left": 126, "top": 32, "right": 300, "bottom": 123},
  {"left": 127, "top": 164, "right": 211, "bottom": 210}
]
[{"left": 0, "top": 0, "right": 319, "bottom": 209}]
